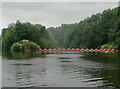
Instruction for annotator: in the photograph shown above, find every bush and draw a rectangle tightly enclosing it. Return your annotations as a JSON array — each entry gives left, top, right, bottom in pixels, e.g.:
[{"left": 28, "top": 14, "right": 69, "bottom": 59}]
[
  {"left": 101, "top": 43, "right": 117, "bottom": 49},
  {"left": 21, "top": 42, "right": 40, "bottom": 52},
  {"left": 11, "top": 42, "right": 21, "bottom": 51},
  {"left": 11, "top": 41, "right": 40, "bottom": 52}
]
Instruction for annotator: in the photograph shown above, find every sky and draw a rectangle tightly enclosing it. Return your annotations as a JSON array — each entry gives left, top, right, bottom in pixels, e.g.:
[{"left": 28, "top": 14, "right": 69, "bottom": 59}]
[{"left": 0, "top": 1, "right": 119, "bottom": 35}]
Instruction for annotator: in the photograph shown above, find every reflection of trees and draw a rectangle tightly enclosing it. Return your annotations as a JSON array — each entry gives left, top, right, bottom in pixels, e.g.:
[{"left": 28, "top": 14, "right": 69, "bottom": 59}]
[
  {"left": 85, "top": 68, "right": 120, "bottom": 88},
  {"left": 84, "top": 53, "right": 120, "bottom": 67},
  {"left": 83, "top": 53, "right": 120, "bottom": 88},
  {"left": 2, "top": 51, "right": 46, "bottom": 60}
]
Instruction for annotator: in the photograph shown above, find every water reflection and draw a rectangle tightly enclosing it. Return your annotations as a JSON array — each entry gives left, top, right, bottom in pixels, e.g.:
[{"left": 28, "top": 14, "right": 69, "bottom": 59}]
[
  {"left": 83, "top": 53, "right": 120, "bottom": 88},
  {"left": 83, "top": 53, "right": 120, "bottom": 66},
  {"left": 2, "top": 52, "right": 120, "bottom": 88},
  {"left": 2, "top": 51, "right": 46, "bottom": 59}
]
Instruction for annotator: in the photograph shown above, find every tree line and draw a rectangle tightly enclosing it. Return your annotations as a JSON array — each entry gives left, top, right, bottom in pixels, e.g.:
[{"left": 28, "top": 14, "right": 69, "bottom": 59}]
[
  {"left": 2, "top": 20, "right": 58, "bottom": 51},
  {"left": 1, "top": 6, "right": 120, "bottom": 51},
  {"left": 48, "top": 6, "right": 120, "bottom": 49}
]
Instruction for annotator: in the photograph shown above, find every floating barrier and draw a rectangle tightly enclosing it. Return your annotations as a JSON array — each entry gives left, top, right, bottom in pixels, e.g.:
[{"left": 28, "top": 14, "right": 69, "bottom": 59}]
[
  {"left": 112, "top": 49, "right": 115, "bottom": 52},
  {"left": 58, "top": 48, "right": 61, "bottom": 52},
  {"left": 44, "top": 49, "right": 47, "bottom": 52},
  {"left": 76, "top": 48, "right": 79, "bottom": 52},
  {"left": 63, "top": 48, "right": 66, "bottom": 52},
  {"left": 116, "top": 50, "right": 119, "bottom": 52},
  {"left": 86, "top": 49, "right": 89, "bottom": 52},
  {"left": 108, "top": 49, "right": 111, "bottom": 52},
  {"left": 53, "top": 48, "right": 56, "bottom": 52},
  {"left": 39, "top": 49, "right": 42, "bottom": 52},
  {"left": 100, "top": 49, "right": 103, "bottom": 52},
  {"left": 91, "top": 49, "right": 93, "bottom": 52},
  {"left": 49, "top": 48, "right": 52, "bottom": 52},
  {"left": 35, "top": 48, "right": 119, "bottom": 53},
  {"left": 104, "top": 49, "right": 107, "bottom": 52},
  {"left": 35, "top": 49, "right": 38, "bottom": 52},
  {"left": 67, "top": 48, "right": 70, "bottom": 52},
  {"left": 72, "top": 48, "right": 75, "bottom": 52},
  {"left": 95, "top": 49, "right": 98, "bottom": 52}
]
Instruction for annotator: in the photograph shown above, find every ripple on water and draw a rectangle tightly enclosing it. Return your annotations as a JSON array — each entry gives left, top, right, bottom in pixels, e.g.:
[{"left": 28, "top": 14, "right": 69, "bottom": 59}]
[{"left": 2, "top": 53, "right": 120, "bottom": 88}]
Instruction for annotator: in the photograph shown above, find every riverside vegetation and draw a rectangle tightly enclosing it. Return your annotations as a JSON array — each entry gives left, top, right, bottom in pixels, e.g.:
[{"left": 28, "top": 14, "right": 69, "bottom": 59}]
[
  {"left": 11, "top": 41, "right": 40, "bottom": 52},
  {"left": 1, "top": 21, "right": 58, "bottom": 51},
  {"left": 48, "top": 7, "right": 120, "bottom": 49},
  {"left": 1, "top": 6, "right": 120, "bottom": 52}
]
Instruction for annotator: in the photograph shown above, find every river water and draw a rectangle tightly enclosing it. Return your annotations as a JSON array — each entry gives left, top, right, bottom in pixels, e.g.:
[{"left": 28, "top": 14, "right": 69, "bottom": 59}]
[{"left": 1, "top": 52, "right": 120, "bottom": 88}]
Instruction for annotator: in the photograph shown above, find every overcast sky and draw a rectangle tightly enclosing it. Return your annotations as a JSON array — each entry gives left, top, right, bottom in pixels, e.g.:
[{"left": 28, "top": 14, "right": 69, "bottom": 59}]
[{"left": 1, "top": 2, "right": 118, "bottom": 34}]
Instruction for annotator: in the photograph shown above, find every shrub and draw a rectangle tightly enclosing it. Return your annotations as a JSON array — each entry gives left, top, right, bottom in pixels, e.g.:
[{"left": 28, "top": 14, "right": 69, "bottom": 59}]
[
  {"left": 101, "top": 43, "right": 117, "bottom": 49},
  {"left": 11, "top": 42, "right": 21, "bottom": 51},
  {"left": 11, "top": 41, "right": 40, "bottom": 52},
  {"left": 21, "top": 42, "right": 40, "bottom": 52}
]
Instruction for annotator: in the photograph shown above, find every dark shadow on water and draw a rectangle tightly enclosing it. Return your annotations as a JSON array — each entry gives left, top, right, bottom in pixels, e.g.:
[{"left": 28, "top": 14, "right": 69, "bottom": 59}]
[
  {"left": 58, "top": 57, "right": 71, "bottom": 59},
  {"left": 2, "top": 51, "right": 47, "bottom": 60},
  {"left": 83, "top": 52, "right": 120, "bottom": 66},
  {"left": 13, "top": 63, "right": 32, "bottom": 66},
  {"left": 82, "top": 52, "right": 120, "bottom": 88},
  {"left": 60, "top": 60, "right": 71, "bottom": 62}
]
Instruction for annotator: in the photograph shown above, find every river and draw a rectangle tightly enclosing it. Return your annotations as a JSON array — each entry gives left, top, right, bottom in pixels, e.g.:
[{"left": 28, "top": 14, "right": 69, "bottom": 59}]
[{"left": 1, "top": 52, "right": 120, "bottom": 88}]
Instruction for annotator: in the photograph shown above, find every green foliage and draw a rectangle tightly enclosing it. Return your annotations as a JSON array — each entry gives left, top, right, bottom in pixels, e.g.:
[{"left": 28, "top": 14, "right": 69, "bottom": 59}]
[
  {"left": 2, "top": 21, "right": 58, "bottom": 51},
  {"left": 2, "top": 28, "right": 17, "bottom": 50},
  {"left": 11, "top": 42, "right": 21, "bottom": 51},
  {"left": 11, "top": 41, "right": 40, "bottom": 52},
  {"left": 2, "top": 6, "right": 120, "bottom": 50},
  {"left": 48, "top": 24, "right": 77, "bottom": 48},
  {"left": 20, "top": 41, "right": 40, "bottom": 52},
  {"left": 101, "top": 44, "right": 117, "bottom": 49},
  {"left": 48, "top": 7, "right": 120, "bottom": 49},
  {"left": 47, "top": 33, "right": 58, "bottom": 48}
]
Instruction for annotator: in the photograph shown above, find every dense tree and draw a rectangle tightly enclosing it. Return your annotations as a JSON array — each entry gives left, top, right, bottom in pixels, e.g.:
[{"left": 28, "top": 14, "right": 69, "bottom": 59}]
[
  {"left": 2, "top": 21, "right": 58, "bottom": 50},
  {"left": 48, "top": 7, "right": 120, "bottom": 49},
  {"left": 1, "top": 6, "right": 120, "bottom": 51}
]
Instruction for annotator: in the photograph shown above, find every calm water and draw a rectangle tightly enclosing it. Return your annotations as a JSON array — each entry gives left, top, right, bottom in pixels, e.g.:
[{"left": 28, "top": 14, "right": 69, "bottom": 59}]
[{"left": 2, "top": 52, "right": 120, "bottom": 88}]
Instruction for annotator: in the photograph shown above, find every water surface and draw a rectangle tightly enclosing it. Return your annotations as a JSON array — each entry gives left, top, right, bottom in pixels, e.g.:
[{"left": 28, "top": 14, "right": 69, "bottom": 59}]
[{"left": 2, "top": 52, "right": 120, "bottom": 88}]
